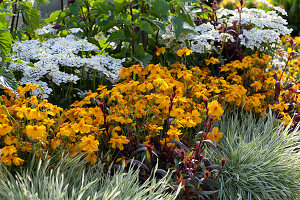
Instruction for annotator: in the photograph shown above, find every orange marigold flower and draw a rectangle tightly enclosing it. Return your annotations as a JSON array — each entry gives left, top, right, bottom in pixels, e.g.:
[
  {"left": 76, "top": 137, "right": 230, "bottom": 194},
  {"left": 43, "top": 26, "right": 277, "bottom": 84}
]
[
  {"left": 208, "top": 100, "right": 224, "bottom": 117},
  {"left": 79, "top": 135, "right": 99, "bottom": 152},
  {"left": 156, "top": 47, "right": 166, "bottom": 56},
  {"left": 109, "top": 133, "right": 130, "bottom": 150},
  {"left": 205, "top": 57, "right": 220, "bottom": 65},
  {"left": 0, "top": 145, "right": 17, "bottom": 157},
  {"left": 206, "top": 127, "right": 223, "bottom": 144},
  {"left": 26, "top": 125, "right": 47, "bottom": 140},
  {"left": 0, "top": 124, "right": 13, "bottom": 136}
]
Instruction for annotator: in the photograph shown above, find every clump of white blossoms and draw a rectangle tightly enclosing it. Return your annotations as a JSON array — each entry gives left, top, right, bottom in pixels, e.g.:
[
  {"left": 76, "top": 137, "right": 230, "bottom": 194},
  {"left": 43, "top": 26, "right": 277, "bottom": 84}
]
[
  {"left": 217, "top": 7, "right": 292, "bottom": 50},
  {"left": 8, "top": 33, "right": 125, "bottom": 98},
  {"left": 160, "top": 1, "right": 292, "bottom": 54}
]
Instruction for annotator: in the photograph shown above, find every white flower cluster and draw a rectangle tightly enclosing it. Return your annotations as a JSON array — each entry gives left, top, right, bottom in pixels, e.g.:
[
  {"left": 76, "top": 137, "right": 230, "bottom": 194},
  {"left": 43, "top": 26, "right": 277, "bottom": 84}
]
[
  {"left": 239, "top": 28, "right": 280, "bottom": 50},
  {"left": 8, "top": 34, "right": 125, "bottom": 98},
  {"left": 216, "top": 7, "right": 292, "bottom": 49},
  {"left": 161, "top": 5, "right": 291, "bottom": 54},
  {"left": 161, "top": 22, "right": 235, "bottom": 54},
  {"left": 255, "top": 0, "right": 288, "bottom": 16},
  {"left": 35, "top": 24, "right": 57, "bottom": 36}
]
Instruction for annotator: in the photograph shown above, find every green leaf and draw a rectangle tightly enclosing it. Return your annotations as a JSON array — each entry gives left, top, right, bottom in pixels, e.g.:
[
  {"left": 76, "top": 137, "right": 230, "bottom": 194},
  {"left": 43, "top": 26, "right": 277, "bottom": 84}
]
[
  {"left": 0, "top": 21, "right": 12, "bottom": 60},
  {"left": 106, "top": 29, "right": 125, "bottom": 43},
  {"left": 170, "top": 15, "right": 183, "bottom": 38},
  {"left": 170, "top": 15, "right": 196, "bottom": 38},
  {"left": 178, "top": 13, "right": 194, "bottom": 28},
  {"left": 0, "top": 9, "right": 13, "bottom": 16},
  {"left": 114, "top": 0, "right": 126, "bottom": 12},
  {"left": 139, "top": 21, "right": 153, "bottom": 34},
  {"left": 0, "top": 67, "right": 18, "bottom": 95},
  {"left": 131, "top": 53, "right": 152, "bottom": 68},
  {"left": 0, "top": 16, "right": 7, "bottom": 27},
  {"left": 69, "top": 3, "right": 80, "bottom": 17},
  {"left": 151, "top": 0, "right": 169, "bottom": 17},
  {"left": 149, "top": 18, "right": 166, "bottom": 32},
  {"left": 46, "top": 10, "right": 61, "bottom": 23},
  {"left": 23, "top": 5, "right": 40, "bottom": 33}
]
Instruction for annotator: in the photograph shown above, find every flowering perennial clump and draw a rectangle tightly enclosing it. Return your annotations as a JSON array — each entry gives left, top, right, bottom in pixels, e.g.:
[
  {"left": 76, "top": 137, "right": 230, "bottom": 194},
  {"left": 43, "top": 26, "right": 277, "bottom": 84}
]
[{"left": 6, "top": 34, "right": 125, "bottom": 98}]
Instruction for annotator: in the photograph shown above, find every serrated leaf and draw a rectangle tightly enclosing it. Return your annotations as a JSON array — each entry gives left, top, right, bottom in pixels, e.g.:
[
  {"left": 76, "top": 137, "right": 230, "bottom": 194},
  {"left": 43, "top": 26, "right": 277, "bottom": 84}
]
[
  {"left": 69, "top": 3, "right": 80, "bottom": 17},
  {"left": 178, "top": 13, "right": 194, "bottom": 27},
  {"left": 0, "top": 9, "right": 13, "bottom": 16},
  {"left": 0, "top": 67, "right": 18, "bottom": 95},
  {"left": 149, "top": 18, "right": 166, "bottom": 33},
  {"left": 0, "top": 21, "right": 12, "bottom": 60},
  {"left": 106, "top": 29, "right": 125, "bottom": 43},
  {"left": 151, "top": 0, "right": 169, "bottom": 16},
  {"left": 23, "top": 6, "right": 40, "bottom": 32},
  {"left": 131, "top": 53, "right": 152, "bottom": 68},
  {"left": 114, "top": 0, "right": 126, "bottom": 12},
  {"left": 139, "top": 21, "right": 153, "bottom": 34}
]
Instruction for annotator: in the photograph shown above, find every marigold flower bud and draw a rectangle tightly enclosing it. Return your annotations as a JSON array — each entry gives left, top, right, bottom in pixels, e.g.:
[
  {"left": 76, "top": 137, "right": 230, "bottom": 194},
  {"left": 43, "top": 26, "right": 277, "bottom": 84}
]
[{"left": 221, "top": 157, "right": 226, "bottom": 168}]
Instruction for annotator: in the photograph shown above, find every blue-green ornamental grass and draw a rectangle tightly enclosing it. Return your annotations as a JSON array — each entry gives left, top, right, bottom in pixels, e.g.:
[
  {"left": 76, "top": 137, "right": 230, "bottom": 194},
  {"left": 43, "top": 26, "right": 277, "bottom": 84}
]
[
  {"left": 0, "top": 154, "right": 180, "bottom": 200},
  {"left": 215, "top": 110, "right": 300, "bottom": 200}
]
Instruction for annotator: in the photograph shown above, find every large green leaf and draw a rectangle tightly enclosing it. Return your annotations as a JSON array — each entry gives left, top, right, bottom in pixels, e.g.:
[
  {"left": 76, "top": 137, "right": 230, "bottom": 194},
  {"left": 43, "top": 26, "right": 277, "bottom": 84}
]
[
  {"left": 0, "top": 67, "right": 18, "bottom": 95},
  {"left": 131, "top": 53, "right": 152, "bottom": 68},
  {"left": 0, "top": 21, "right": 12, "bottom": 60},
  {"left": 106, "top": 29, "right": 125, "bottom": 43},
  {"left": 46, "top": 10, "right": 61, "bottom": 23},
  {"left": 138, "top": 21, "right": 154, "bottom": 34},
  {"left": 151, "top": 0, "right": 169, "bottom": 17},
  {"left": 22, "top": 3, "right": 40, "bottom": 33},
  {"left": 149, "top": 18, "right": 166, "bottom": 32}
]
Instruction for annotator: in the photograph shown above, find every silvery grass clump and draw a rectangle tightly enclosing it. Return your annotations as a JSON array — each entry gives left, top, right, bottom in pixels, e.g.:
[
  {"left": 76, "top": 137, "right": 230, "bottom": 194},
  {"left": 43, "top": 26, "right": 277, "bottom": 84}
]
[
  {"left": 0, "top": 155, "right": 180, "bottom": 200},
  {"left": 214, "top": 110, "right": 300, "bottom": 200}
]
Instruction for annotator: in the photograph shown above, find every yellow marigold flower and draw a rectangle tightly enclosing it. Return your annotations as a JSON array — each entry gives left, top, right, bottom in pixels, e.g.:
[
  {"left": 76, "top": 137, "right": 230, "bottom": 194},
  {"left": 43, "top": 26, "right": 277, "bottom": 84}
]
[
  {"left": 154, "top": 77, "right": 170, "bottom": 90},
  {"left": 182, "top": 47, "right": 192, "bottom": 55},
  {"left": 51, "top": 139, "right": 62, "bottom": 150},
  {"left": 79, "top": 135, "right": 99, "bottom": 152},
  {"left": 86, "top": 152, "right": 97, "bottom": 164},
  {"left": 1, "top": 154, "right": 24, "bottom": 166},
  {"left": 74, "top": 121, "right": 92, "bottom": 133},
  {"left": 281, "top": 112, "right": 293, "bottom": 126},
  {"left": 26, "top": 125, "right": 47, "bottom": 140},
  {"left": 177, "top": 49, "right": 185, "bottom": 57},
  {"left": 206, "top": 127, "right": 223, "bottom": 144},
  {"left": 205, "top": 57, "right": 220, "bottom": 65},
  {"left": 251, "top": 81, "right": 262, "bottom": 91},
  {"left": 20, "top": 141, "right": 32, "bottom": 152},
  {"left": 156, "top": 47, "right": 166, "bottom": 56},
  {"left": 43, "top": 118, "right": 55, "bottom": 125},
  {"left": 0, "top": 124, "right": 13, "bottom": 136},
  {"left": 271, "top": 101, "right": 289, "bottom": 112},
  {"left": 0, "top": 145, "right": 17, "bottom": 157},
  {"left": 4, "top": 136, "right": 18, "bottom": 145},
  {"left": 177, "top": 47, "right": 192, "bottom": 57},
  {"left": 208, "top": 100, "right": 224, "bottom": 117},
  {"left": 109, "top": 134, "right": 130, "bottom": 150},
  {"left": 58, "top": 127, "right": 72, "bottom": 137},
  {"left": 0, "top": 114, "right": 9, "bottom": 123},
  {"left": 48, "top": 105, "right": 63, "bottom": 116}
]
